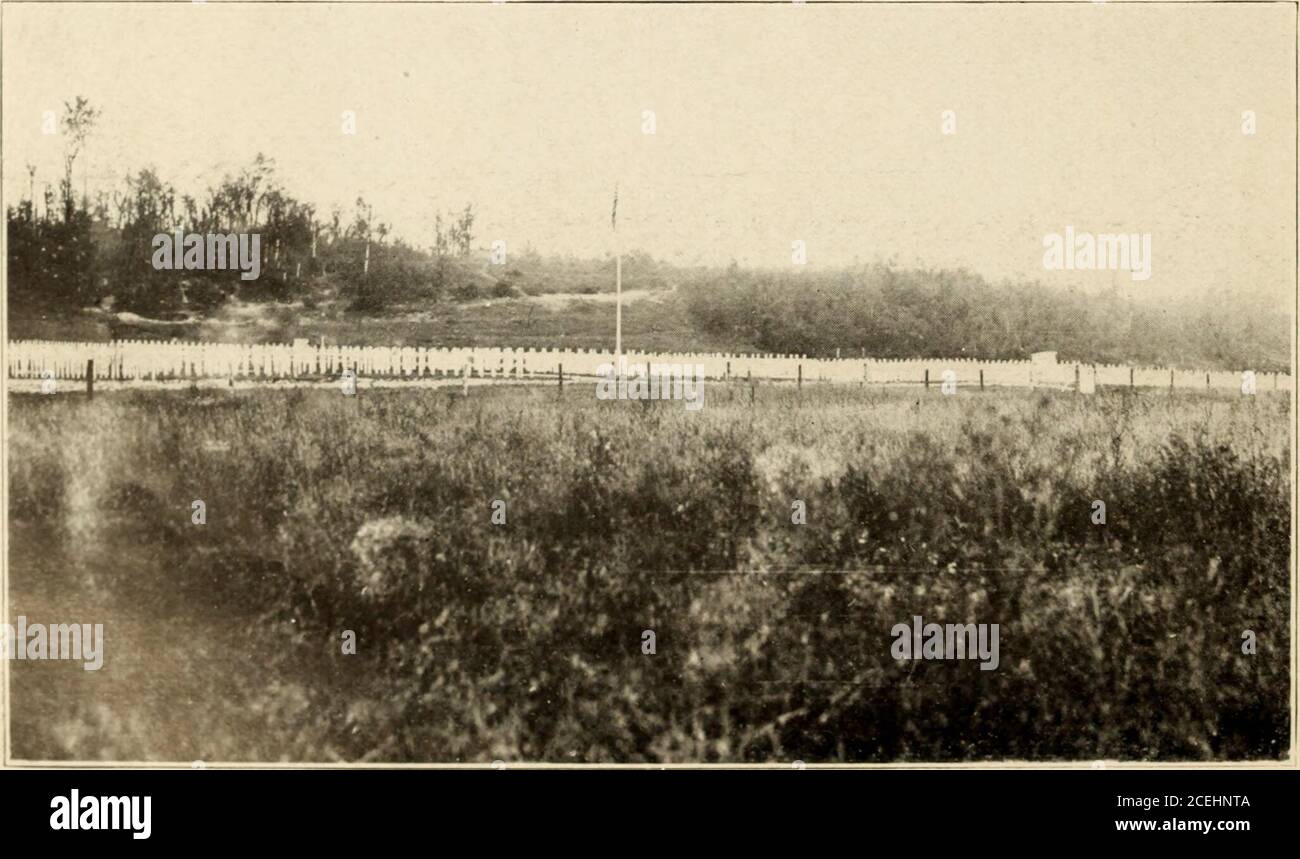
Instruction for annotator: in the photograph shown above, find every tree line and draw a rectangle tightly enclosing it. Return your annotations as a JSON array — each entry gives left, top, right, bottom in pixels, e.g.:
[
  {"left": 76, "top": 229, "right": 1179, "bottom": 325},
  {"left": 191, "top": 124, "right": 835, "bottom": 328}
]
[
  {"left": 7, "top": 99, "right": 498, "bottom": 316},
  {"left": 7, "top": 98, "right": 1288, "bottom": 372},
  {"left": 677, "top": 263, "right": 1290, "bottom": 372}
]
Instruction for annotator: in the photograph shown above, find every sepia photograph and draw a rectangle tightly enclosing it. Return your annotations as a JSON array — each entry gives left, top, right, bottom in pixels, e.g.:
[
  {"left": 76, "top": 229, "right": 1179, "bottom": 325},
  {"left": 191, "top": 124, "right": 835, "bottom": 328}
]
[{"left": 1, "top": 0, "right": 1295, "bottom": 774}]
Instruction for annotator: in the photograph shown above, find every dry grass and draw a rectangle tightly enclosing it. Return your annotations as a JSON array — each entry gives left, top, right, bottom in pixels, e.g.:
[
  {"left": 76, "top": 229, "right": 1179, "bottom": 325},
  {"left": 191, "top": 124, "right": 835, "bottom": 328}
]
[{"left": 7, "top": 383, "right": 1290, "bottom": 762}]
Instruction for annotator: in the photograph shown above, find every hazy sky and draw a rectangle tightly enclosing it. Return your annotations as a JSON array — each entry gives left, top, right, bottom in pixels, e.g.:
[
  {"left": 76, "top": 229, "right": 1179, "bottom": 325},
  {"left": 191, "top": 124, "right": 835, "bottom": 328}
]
[{"left": 3, "top": 2, "right": 1295, "bottom": 307}]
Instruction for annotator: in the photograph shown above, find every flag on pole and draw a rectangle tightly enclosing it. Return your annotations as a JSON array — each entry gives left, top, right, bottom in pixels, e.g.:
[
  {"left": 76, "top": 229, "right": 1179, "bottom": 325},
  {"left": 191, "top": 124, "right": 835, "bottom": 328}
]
[{"left": 611, "top": 184, "right": 618, "bottom": 231}]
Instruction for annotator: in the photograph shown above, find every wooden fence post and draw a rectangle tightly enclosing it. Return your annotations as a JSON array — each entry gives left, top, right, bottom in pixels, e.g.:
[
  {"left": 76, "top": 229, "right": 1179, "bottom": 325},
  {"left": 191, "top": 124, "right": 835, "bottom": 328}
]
[
  {"left": 797, "top": 364, "right": 802, "bottom": 390},
  {"left": 979, "top": 369, "right": 984, "bottom": 391},
  {"left": 86, "top": 359, "right": 94, "bottom": 399},
  {"left": 924, "top": 368, "right": 930, "bottom": 389}
]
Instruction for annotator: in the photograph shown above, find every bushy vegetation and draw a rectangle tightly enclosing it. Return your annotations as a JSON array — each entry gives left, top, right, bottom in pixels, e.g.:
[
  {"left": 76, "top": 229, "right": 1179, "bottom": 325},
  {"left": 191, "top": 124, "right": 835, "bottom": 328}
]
[
  {"left": 6, "top": 150, "right": 481, "bottom": 317},
  {"left": 680, "top": 264, "right": 1291, "bottom": 372},
  {"left": 9, "top": 385, "right": 1289, "bottom": 762},
  {"left": 6, "top": 97, "right": 674, "bottom": 321}
]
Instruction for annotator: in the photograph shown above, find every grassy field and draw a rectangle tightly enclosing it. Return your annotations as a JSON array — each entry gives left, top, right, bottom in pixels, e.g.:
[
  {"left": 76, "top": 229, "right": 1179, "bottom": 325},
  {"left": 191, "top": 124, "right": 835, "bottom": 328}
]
[
  {"left": 7, "top": 383, "right": 1291, "bottom": 762},
  {"left": 8, "top": 289, "right": 756, "bottom": 356}
]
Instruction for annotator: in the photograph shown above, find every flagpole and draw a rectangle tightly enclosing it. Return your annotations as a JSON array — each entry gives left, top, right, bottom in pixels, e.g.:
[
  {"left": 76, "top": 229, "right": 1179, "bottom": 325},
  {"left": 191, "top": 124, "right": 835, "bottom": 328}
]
[
  {"left": 616, "top": 254, "right": 622, "bottom": 361},
  {"left": 612, "top": 184, "right": 622, "bottom": 370}
]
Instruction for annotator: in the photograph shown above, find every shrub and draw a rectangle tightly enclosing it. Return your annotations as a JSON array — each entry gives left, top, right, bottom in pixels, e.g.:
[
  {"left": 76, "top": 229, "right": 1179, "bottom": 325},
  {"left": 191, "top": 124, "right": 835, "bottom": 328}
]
[{"left": 8, "top": 387, "right": 1290, "bottom": 762}]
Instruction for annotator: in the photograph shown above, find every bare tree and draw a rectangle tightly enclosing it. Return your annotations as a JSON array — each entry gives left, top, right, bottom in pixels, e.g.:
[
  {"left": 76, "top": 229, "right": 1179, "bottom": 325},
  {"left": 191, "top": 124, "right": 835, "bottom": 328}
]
[
  {"left": 59, "top": 96, "right": 99, "bottom": 223},
  {"left": 432, "top": 211, "right": 452, "bottom": 288},
  {"left": 452, "top": 204, "right": 475, "bottom": 256}
]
